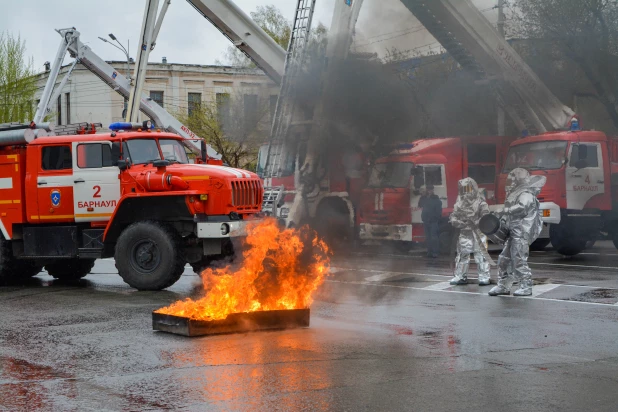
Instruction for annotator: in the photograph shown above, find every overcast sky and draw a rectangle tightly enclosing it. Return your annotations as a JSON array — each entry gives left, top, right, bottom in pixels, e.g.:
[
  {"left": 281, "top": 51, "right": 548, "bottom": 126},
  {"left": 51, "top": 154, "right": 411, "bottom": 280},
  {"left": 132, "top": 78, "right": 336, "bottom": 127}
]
[{"left": 1, "top": 0, "right": 498, "bottom": 73}]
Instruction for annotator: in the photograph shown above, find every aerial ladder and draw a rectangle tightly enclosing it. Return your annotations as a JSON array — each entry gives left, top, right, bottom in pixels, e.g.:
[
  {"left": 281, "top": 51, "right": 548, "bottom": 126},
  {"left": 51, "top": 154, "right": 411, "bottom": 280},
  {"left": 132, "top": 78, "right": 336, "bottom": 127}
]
[
  {"left": 261, "top": 0, "right": 318, "bottom": 214},
  {"left": 185, "top": 0, "right": 286, "bottom": 84},
  {"left": 398, "top": 0, "right": 576, "bottom": 136},
  {"left": 262, "top": 0, "right": 365, "bottom": 227}
]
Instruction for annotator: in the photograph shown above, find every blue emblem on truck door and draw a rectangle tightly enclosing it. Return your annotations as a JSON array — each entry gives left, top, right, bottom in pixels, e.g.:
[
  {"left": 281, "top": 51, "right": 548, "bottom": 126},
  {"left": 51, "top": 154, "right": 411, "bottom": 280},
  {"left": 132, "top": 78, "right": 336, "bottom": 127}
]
[{"left": 51, "top": 190, "right": 61, "bottom": 208}]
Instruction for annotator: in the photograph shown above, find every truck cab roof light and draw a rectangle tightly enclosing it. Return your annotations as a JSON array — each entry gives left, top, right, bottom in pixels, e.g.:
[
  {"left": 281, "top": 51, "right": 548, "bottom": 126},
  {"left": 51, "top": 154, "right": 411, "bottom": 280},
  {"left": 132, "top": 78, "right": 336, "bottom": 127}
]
[{"left": 109, "top": 120, "right": 154, "bottom": 132}]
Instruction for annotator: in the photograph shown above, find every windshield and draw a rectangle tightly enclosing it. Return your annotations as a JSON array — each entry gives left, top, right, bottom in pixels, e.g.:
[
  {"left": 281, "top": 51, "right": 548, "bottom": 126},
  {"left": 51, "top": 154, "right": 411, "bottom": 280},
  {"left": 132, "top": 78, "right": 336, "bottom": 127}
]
[
  {"left": 503, "top": 141, "right": 568, "bottom": 173},
  {"left": 368, "top": 162, "right": 414, "bottom": 188},
  {"left": 160, "top": 139, "right": 189, "bottom": 164},
  {"left": 124, "top": 139, "right": 161, "bottom": 165}
]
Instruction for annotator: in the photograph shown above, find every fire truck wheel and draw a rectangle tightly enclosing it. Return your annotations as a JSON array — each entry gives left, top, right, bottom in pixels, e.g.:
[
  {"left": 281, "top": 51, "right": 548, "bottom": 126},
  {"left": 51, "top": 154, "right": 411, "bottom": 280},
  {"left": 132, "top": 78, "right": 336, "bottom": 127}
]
[
  {"left": 530, "top": 238, "right": 551, "bottom": 251},
  {"left": 550, "top": 223, "right": 587, "bottom": 256},
  {"left": 114, "top": 221, "right": 184, "bottom": 291},
  {"left": 0, "top": 238, "right": 42, "bottom": 280},
  {"left": 45, "top": 259, "right": 95, "bottom": 281}
]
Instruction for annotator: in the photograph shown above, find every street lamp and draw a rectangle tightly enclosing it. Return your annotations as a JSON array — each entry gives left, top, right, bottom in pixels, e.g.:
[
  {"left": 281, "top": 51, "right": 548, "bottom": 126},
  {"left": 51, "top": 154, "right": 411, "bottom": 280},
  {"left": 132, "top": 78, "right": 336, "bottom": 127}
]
[{"left": 99, "top": 33, "right": 131, "bottom": 118}]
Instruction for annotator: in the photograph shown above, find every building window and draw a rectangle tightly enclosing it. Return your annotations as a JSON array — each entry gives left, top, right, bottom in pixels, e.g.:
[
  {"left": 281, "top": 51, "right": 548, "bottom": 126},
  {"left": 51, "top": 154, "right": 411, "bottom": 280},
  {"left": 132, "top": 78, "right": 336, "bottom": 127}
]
[
  {"left": 188, "top": 92, "right": 202, "bottom": 116},
  {"left": 65, "top": 93, "right": 71, "bottom": 124},
  {"left": 42, "top": 146, "right": 72, "bottom": 170},
  {"left": 244, "top": 94, "right": 258, "bottom": 127},
  {"left": 57, "top": 95, "right": 62, "bottom": 126},
  {"left": 216, "top": 93, "right": 230, "bottom": 126},
  {"left": 270, "top": 95, "right": 278, "bottom": 123},
  {"left": 150, "top": 90, "right": 164, "bottom": 108},
  {"left": 77, "top": 144, "right": 113, "bottom": 168}
]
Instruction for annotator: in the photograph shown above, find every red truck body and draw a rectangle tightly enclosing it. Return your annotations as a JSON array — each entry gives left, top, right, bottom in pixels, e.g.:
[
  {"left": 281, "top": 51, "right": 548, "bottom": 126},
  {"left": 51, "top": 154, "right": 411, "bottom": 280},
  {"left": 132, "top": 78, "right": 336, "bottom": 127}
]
[
  {"left": 0, "top": 129, "right": 263, "bottom": 289},
  {"left": 495, "top": 130, "right": 618, "bottom": 255},
  {"left": 357, "top": 136, "right": 514, "bottom": 248}
]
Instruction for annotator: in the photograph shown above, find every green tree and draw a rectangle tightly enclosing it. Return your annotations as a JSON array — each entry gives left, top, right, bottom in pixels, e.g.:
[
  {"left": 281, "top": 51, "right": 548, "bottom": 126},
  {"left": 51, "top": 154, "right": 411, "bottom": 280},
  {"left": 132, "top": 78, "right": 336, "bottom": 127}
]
[
  {"left": 0, "top": 32, "right": 36, "bottom": 123},
  {"left": 509, "top": 0, "right": 618, "bottom": 129},
  {"left": 217, "top": 5, "right": 292, "bottom": 67}
]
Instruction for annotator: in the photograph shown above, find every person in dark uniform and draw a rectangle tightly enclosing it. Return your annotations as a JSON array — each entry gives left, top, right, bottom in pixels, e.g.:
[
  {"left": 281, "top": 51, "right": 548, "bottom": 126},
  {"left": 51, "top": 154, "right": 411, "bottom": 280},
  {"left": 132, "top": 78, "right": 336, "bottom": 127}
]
[{"left": 419, "top": 184, "right": 442, "bottom": 258}]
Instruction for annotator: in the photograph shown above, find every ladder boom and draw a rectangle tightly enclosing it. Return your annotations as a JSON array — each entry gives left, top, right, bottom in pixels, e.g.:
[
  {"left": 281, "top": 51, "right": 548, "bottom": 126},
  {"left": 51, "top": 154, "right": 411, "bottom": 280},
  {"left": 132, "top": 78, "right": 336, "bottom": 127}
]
[
  {"left": 63, "top": 29, "right": 219, "bottom": 157},
  {"left": 185, "top": 0, "right": 286, "bottom": 84},
  {"left": 399, "top": 0, "right": 575, "bottom": 131}
]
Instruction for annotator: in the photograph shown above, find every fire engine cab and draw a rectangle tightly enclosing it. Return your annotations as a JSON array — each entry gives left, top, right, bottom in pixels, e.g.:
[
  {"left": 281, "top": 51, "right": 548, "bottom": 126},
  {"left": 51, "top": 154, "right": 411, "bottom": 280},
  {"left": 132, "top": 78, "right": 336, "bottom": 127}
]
[{"left": 0, "top": 125, "right": 263, "bottom": 290}]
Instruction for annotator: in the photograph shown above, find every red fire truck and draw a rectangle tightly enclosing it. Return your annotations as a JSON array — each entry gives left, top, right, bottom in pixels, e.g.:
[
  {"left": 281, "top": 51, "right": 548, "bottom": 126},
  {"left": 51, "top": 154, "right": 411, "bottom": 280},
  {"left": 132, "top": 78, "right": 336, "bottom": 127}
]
[
  {"left": 357, "top": 136, "right": 516, "bottom": 251},
  {"left": 496, "top": 129, "right": 618, "bottom": 256},
  {"left": 0, "top": 126, "right": 263, "bottom": 290}
]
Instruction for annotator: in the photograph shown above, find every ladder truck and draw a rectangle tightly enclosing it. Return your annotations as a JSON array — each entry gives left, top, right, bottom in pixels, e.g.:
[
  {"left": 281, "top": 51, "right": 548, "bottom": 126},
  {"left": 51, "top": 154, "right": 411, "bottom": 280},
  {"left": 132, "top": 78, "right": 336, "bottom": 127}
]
[
  {"left": 0, "top": 38, "right": 264, "bottom": 291},
  {"left": 398, "top": 0, "right": 618, "bottom": 256},
  {"left": 0, "top": 0, "right": 299, "bottom": 287},
  {"left": 260, "top": 0, "right": 367, "bottom": 245}
]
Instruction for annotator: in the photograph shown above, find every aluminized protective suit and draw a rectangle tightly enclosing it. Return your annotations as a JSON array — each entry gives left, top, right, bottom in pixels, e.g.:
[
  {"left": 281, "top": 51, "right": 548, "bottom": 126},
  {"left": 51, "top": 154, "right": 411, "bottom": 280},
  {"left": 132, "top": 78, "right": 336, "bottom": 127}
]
[
  {"left": 449, "top": 178, "right": 491, "bottom": 285},
  {"left": 489, "top": 168, "right": 546, "bottom": 296}
]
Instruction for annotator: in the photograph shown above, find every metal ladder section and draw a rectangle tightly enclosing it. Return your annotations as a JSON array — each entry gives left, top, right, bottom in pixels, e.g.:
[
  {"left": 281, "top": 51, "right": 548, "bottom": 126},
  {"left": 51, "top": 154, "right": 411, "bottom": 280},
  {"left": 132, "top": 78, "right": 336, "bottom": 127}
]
[
  {"left": 262, "top": 0, "right": 317, "bottom": 179},
  {"left": 261, "top": 185, "right": 284, "bottom": 215},
  {"left": 399, "top": 0, "right": 541, "bottom": 135}
]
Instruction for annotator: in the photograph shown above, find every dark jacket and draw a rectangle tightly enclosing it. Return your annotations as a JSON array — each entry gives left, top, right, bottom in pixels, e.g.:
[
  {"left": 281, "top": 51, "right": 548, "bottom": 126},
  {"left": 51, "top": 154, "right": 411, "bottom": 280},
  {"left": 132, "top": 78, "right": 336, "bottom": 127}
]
[{"left": 420, "top": 194, "right": 443, "bottom": 224}]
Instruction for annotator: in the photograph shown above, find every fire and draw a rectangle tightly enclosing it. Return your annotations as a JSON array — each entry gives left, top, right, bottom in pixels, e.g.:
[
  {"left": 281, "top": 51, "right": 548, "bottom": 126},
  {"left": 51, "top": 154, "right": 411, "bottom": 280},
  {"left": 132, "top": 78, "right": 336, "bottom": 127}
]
[{"left": 155, "top": 218, "right": 330, "bottom": 321}]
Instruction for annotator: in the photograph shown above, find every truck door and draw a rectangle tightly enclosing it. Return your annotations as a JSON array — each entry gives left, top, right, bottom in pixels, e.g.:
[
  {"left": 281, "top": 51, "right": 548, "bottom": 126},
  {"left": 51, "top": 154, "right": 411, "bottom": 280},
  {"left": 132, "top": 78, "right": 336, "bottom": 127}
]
[
  {"left": 36, "top": 144, "right": 75, "bottom": 222},
  {"left": 72, "top": 142, "right": 121, "bottom": 222},
  {"left": 566, "top": 142, "right": 605, "bottom": 210}
]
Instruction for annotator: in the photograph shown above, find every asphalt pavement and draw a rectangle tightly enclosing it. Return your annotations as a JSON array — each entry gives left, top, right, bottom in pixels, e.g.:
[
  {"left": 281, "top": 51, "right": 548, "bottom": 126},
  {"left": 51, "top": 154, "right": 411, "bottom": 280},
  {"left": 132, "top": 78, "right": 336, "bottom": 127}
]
[{"left": 1, "top": 242, "right": 618, "bottom": 411}]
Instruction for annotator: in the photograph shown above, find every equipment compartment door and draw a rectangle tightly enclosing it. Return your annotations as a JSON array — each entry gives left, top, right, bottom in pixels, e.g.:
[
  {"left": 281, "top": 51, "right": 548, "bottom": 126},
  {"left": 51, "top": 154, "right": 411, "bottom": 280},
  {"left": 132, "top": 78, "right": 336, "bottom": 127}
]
[
  {"left": 565, "top": 143, "right": 605, "bottom": 210},
  {"left": 72, "top": 142, "right": 121, "bottom": 222}
]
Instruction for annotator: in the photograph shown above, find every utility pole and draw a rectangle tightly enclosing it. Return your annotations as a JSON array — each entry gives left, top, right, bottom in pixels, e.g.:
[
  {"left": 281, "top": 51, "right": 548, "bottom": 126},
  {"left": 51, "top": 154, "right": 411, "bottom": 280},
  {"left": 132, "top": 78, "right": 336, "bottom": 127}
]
[{"left": 497, "top": 0, "right": 506, "bottom": 136}]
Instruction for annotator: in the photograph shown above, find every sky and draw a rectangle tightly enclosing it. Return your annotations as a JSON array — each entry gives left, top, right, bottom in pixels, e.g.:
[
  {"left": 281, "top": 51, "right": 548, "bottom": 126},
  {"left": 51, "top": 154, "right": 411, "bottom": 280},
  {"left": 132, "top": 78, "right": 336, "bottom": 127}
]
[{"left": 0, "top": 0, "right": 498, "bottom": 73}]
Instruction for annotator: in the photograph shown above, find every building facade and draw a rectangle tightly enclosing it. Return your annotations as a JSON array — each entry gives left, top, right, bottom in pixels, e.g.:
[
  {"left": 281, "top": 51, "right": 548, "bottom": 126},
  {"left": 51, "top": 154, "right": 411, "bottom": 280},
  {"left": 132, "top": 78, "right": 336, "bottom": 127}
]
[{"left": 34, "top": 59, "right": 279, "bottom": 130}]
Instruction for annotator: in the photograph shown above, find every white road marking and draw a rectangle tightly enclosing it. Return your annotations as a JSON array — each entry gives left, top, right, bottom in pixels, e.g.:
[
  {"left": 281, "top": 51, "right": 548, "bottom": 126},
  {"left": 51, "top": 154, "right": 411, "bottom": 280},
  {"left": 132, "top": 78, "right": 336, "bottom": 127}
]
[
  {"left": 326, "top": 280, "right": 618, "bottom": 308},
  {"left": 531, "top": 283, "right": 561, "bottom": 297},
  {"left": 529, "top": 262, "right": 618, "bottom": 271},
  {"left": 422, "top": 282, "right": 453, "bottom": 291},
  {"left": 365, "top": 272, "right": 407, "bottom": 282},
  {"left": 329, "top": 266, "right": 617, "bottom": 290}
]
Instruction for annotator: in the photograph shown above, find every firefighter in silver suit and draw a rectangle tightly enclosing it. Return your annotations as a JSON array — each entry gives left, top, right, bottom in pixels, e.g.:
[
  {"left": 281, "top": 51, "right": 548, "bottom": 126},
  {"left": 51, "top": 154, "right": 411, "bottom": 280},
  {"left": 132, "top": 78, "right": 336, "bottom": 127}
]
[
  {"left": 449, "top": 178, "right": 491, "bottom": 286},
  {"left": 489, "top": 168, "right": 546, "bottom": 297}
]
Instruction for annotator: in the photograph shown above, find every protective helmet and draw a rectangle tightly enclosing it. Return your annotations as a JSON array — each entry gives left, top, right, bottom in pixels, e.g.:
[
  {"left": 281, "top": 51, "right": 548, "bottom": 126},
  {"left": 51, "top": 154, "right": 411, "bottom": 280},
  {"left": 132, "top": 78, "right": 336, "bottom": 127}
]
[
  {"left": 458, "top": 177, "right": 478, "bottom": 200},
  {"left": 506, "top": 168, "right": 530, "bottom": 194}
]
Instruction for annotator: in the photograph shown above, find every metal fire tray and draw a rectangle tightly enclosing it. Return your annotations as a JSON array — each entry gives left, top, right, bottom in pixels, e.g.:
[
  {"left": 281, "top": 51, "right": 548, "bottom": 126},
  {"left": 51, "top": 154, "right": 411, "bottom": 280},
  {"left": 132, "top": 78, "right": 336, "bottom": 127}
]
[{"left": 152, "top": 308, "right": 310, "bottom": 337}]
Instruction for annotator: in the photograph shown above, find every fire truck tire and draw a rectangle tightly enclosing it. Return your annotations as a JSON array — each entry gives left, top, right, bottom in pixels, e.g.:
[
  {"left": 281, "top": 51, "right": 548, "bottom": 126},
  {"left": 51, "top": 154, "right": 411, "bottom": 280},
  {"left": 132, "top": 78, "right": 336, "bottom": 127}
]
[
  {"left": 114, "top": 221, "right": 185, "bottom": 291},
  {"left": 45, "top": 259, "right": 95, "bottom": 281},
  {"left": 530, "top": 238, "right": 551, "bottom": 251},
  {"left": 550, "top": 224, "right": 587, "bottom": 256},
  {"left": 0, "top": 238, "right": 42, "bottom": 280}
]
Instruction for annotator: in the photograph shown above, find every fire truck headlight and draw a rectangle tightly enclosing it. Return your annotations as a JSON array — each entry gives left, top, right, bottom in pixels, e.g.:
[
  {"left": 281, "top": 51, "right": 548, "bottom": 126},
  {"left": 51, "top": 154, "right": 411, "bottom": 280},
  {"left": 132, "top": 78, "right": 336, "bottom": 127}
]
[
  {"left": 280, "top": 208, "right": 290, "bottom": 218},
  {"left": 221, "top": 223, "right": 230, "bottom": 236},
  {"left": 200, "top": 194, "right": 208, "bottom": 201}
]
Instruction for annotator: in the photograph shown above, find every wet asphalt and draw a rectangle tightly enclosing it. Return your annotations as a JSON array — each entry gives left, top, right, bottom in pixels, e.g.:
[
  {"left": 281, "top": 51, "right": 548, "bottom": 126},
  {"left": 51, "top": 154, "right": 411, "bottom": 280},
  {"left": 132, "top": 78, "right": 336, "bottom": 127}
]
[{"left": 1, "top": 242, "right": 618, "bottom": 411}]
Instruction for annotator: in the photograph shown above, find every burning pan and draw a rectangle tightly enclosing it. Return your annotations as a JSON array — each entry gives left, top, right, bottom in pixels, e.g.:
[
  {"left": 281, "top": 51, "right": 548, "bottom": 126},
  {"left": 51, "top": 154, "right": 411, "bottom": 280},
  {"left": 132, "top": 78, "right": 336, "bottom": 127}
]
[{"left": 152, "top": 308, "right": 310, "bottom": 337}]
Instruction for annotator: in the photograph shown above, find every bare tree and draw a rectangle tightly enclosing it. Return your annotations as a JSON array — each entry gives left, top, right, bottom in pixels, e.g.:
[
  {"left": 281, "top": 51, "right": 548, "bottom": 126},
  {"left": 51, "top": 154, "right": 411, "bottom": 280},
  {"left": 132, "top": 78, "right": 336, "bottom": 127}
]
[
  {"left": 509, "top": 0, "right": 618, "bottom": 129},
  {"left": 217, "top": 5, "right": 292, "bottom": 68},
  {"left": 0, "top": 32, "right": 36, "bottom": 123},
  {"left": 177, "top": 94, "right": 270, "bottom": 170}
]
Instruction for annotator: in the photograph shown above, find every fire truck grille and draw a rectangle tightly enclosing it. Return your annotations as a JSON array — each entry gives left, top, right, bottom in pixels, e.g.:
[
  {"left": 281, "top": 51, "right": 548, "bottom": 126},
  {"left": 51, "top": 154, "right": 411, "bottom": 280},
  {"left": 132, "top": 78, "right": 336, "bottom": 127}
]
[{"left": 231, "top": 179, "right": 263, "bottom": 210}]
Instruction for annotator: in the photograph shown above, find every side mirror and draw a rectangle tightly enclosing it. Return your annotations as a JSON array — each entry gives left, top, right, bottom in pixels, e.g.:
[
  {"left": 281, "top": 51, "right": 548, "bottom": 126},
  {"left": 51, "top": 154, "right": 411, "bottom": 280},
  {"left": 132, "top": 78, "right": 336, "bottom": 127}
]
[
  {"left": 117, "top": 159, "right": 130, "bottom": 171},
  {"left": 200, "top": 140, "right": 207, "bottom": 163}
]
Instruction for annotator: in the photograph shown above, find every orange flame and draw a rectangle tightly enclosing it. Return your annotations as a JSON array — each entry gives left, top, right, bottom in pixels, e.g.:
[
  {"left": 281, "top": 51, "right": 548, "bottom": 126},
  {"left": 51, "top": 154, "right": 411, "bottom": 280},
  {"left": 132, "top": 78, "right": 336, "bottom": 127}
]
[{"left": 155, "top": 218, "right": 330, "bottom": 321}]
